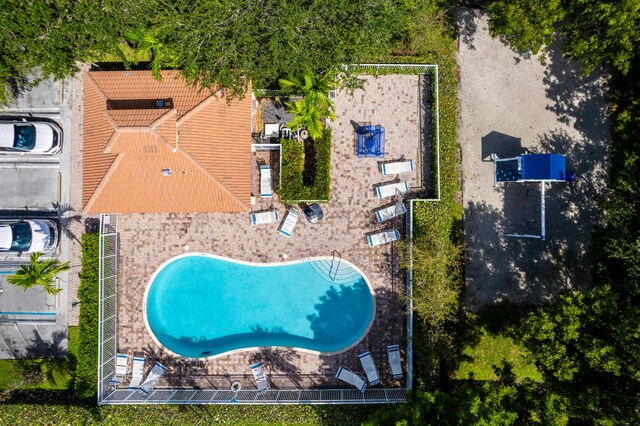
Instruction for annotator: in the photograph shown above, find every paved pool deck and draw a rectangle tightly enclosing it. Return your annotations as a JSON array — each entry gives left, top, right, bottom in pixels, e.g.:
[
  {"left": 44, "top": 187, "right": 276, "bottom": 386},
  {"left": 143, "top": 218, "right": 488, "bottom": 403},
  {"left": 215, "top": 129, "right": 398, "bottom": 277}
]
[{"left": 114, "top": 74, "right": 421, "bottom": 390}]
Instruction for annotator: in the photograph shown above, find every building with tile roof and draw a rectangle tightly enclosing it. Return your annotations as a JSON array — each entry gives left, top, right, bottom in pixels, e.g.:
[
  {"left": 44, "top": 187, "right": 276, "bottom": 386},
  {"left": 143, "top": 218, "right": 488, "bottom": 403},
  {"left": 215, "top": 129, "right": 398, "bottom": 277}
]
[{"left": 82, "top": 70, "right": 253, "bottom": 214}]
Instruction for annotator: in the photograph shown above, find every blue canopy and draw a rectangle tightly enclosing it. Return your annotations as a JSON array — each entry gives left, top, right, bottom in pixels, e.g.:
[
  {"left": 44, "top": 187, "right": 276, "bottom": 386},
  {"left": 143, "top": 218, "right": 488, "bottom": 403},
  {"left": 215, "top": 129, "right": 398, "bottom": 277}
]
[
  {"left": 521, "top": 154, "right": 566, "bottom": 181},
  {"left": 356, "top": 125, "right": 385, "bottom": 158}
]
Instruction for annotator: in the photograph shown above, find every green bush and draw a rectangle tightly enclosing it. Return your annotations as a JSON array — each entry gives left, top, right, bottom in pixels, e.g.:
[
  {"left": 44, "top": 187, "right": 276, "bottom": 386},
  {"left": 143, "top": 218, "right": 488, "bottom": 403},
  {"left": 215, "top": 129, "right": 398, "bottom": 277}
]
[
  {"left": 277, "top": 130, "right": 331, "bottom": 202},
  {"left": 74, "top": 232, "right": 99, "bottom": 399}
]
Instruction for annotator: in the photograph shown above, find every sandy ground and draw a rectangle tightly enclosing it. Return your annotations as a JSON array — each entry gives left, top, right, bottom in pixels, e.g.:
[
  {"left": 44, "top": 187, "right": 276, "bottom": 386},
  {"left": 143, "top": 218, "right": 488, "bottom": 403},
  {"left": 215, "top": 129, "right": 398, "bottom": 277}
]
[{"left": 456, "top": 9, "right": 610, "bottom": 310}]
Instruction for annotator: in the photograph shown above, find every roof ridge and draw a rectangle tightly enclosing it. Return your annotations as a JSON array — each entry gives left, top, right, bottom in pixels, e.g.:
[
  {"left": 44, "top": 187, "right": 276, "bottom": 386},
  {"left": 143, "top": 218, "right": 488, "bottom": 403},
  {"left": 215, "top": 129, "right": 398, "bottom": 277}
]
[
  {"left": 151, "top": 108, "right": 177, "bottom": 129},
  {"left": 84, "top": 72, "right": 109, "bottom": 104},
  {"left": 82, "top": 153, "right": 125, "bottom": 214},
  {"left": 176, "top": 146, "right": 249, "bottom": 211},
  {"left": 176, "top": 95, "right": 215, "bottom": 125}
]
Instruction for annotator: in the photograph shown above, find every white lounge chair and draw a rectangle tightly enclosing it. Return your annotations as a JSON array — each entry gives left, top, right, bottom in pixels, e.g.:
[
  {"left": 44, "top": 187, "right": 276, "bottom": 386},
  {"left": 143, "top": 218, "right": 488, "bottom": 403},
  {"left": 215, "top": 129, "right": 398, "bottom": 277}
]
[
  {"left": 110, "top": 353, "right": 129, "bottom": 385},
  {"left": 381, "top": 160, "right": 415, "bottom": 175},
  {"left": 376, "top": 181, "right": 409, "bottom": 199},
  {"left": 335, "top": 366, "right": 367, "bottom": 392},
  {"left": 138, "top": 362, "right": 167, "bottom": 396},
  {"left": 375, "top": 202, "right": 407, "bottom": 223},
  {"left": 278, "top": 209, "right": 299, "bottom": 237},
  {"left": 260, "top": 165, "right": 272, "bottom": 197},
  {"left": 387, "top": 345, "right": 403, "bottom": 379},
  {"left": 127, "top": 356, "right": 145, "bottom": 389},
  {"left": 359, "top": 351, "right": 380, "bottom": 386},
  {"left": 251, "top": 209, "right": 280, "bottom": 225},
  {"left": 367, "top": 229, "right": 400, "bottom": 247},
  {"left": 250, "top": 362, "right": 270, "bottom": 393}
]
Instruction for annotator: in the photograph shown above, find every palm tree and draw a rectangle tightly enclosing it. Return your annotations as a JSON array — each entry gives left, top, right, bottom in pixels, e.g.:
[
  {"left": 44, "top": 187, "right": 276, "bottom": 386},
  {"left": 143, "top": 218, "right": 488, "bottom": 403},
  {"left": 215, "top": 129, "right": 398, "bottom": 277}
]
[
  {"left": 279, "top": 69, "right": 337, "bottom": 108},
  {"left": 124, "top": 29, "right": 178, "bottom": 81},
  {"left": 285, "top": 97, "right": 335, "bottom": 141},
  {"left": 8, "top": 252, "right": 70, "bottom": 295},
  {"left": 280, "top": 70, "right": 337, "bottom": 139}
]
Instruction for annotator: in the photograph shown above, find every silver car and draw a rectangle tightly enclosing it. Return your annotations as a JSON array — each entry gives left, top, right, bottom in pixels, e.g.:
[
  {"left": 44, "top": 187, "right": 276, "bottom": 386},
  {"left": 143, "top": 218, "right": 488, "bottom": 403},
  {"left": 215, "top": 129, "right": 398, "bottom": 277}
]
[
  {"left": 0, "top": 219, "right": 59, "bottom": 254},
  {"left": 0, "top": 119, "right": 62, "bottom": 154}
]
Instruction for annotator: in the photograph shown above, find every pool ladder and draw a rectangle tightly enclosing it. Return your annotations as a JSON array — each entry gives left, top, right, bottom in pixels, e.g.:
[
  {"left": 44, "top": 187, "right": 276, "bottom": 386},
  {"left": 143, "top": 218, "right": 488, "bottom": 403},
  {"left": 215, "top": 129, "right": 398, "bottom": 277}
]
[{"left": 329, "top": 250, "right": 342, "bottom": 282}]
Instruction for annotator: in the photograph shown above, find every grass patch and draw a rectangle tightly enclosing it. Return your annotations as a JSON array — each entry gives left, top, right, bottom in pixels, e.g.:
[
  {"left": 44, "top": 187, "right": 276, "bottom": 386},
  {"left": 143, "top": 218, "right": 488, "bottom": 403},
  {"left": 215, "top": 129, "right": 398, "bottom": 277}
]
[
  {"left": 0, "top": 326, "right": 79, "bottom": 391},
  {"left": 277, "top": 131, "right": 331, "bottom": 202},
  {"left": 455, "top": 327, "right": 543, "bottom": 382}
]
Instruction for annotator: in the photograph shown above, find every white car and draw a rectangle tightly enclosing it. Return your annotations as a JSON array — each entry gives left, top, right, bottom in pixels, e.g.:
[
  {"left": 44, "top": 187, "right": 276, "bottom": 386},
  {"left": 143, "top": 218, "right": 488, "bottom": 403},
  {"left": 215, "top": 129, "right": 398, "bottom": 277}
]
[
  {"left": 0, "top": 219, "right": 59, "bottom": 254},
  {"left": 0, "top": 119, "right": 62, "bottom": 154}
]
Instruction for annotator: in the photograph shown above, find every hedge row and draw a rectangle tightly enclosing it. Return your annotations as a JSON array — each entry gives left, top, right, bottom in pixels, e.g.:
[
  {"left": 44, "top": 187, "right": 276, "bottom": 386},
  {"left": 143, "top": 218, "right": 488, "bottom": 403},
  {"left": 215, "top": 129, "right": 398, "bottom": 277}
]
[
  {"left": 277, "top": 130, "right": 331, "bottom": 202},
  {"left": 74, "top": 232, "right": 99, "bottom": 399}
]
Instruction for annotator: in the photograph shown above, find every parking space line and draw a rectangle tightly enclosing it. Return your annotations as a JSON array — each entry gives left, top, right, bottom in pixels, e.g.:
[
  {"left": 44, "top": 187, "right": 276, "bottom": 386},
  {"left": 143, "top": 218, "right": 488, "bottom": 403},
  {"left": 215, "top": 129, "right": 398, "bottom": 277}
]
[
  {"left": 13, "top": 323, "right": 28, "bottom": 347},
  {"left": 0, "top": 157, "right": 60, "bottom": 163},
  {"left": 0, "top": 164, "right": 60, "bottom": 169},
  {"left": 2, "top": 108, "right": 60, "bottom": 113}
]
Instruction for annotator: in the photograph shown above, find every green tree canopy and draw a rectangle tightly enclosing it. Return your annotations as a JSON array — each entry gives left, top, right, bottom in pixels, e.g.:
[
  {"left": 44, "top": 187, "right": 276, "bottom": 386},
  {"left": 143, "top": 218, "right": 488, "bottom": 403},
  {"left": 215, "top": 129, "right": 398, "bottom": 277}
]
[
  {"left": 487, "top": 0, "right": 640, "bottom": 74},
  {"left": 0, "top": 0, "right": 154, "bottom": 103}
]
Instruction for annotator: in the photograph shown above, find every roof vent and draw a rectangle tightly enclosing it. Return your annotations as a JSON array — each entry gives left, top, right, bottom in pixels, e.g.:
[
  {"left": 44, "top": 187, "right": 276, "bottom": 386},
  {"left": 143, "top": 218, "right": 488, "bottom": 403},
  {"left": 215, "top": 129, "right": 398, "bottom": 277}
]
[{"left": 162, "top": 168, "right": 172, "bottom": 177}]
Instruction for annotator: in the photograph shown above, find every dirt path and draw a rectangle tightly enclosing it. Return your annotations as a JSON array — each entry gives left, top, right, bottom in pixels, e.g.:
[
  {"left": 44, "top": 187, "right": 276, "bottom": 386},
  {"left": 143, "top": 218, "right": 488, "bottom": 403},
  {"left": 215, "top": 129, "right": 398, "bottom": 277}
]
[{"left": 456, "top": 8, "right": 610, "bottom": 310}]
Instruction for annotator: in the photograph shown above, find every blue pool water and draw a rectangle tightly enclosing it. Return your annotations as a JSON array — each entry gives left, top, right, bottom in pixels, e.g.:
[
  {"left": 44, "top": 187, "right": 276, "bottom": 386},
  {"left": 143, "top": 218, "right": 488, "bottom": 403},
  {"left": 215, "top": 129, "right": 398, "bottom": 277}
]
[{"left": 144, "top": 254, "right": 375, "bottom": 358}]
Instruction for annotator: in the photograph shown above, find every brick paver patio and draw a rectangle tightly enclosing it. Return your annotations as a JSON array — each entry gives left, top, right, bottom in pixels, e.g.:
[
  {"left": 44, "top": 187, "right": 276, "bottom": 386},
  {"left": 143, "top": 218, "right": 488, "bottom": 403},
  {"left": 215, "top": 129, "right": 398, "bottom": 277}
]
[{"left": 114, "top": 75, "right": 421, "bottom": 391}]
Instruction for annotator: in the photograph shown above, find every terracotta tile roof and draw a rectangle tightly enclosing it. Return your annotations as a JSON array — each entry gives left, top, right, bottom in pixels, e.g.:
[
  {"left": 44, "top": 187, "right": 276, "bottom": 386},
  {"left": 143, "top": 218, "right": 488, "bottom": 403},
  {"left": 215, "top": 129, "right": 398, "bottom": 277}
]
[{"left": 82, "top": 70, "right": 252, "bottom": 213}]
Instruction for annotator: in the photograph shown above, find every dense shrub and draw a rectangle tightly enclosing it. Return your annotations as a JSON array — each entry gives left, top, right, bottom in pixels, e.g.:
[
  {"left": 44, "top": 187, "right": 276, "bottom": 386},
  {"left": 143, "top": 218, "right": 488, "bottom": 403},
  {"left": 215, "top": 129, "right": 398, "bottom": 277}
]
[
  {"left": 74, "top": 233, "right": 99, "bottom": 399},
  {"left": 277, "top": 130, "right": 331, "bottom": 202}
]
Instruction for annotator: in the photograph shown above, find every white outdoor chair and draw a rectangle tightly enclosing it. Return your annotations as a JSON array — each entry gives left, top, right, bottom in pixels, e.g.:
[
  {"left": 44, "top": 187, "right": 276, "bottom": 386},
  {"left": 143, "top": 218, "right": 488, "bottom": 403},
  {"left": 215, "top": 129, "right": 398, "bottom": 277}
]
[
  {"left": 380, "top": 160, "right": 415, "bottom": 175},
  {"left": 335, "top": 366, "right": 367, "bottom": 392},
  {"left": 110, "top": 353, "right": 129, "bottom": 385},
  {"left": 375, "top": 181, "right": 409, "bottom": 199},
  {"left": 374, "top": 202, "right": 407, "bottom": 223},
  {"left": 250, "top": 362, "right": 270, "bottom": 393},
  {"left": 251, "top": 209, "right": 280, "bottom": 225},
  {"left": 359, "top": 351, "right": 380, "bottom": 386},
  {"left": 387, "top": 345, "right": 403, "bottom": 379},
  {"left": 127, "top": 356, "right": 145, "bottom": 389},
  {"left": 367, "top": 229, "right": 400, "bottom": 247},
  {"left": 260, "top": 165, "right": 273, "bottom": 197},
  {"left": 138, "top": 362, "right": 167, "bottom": 396},
  {"left": 278, "top": 209, "right": 299, "bottom": 237}
]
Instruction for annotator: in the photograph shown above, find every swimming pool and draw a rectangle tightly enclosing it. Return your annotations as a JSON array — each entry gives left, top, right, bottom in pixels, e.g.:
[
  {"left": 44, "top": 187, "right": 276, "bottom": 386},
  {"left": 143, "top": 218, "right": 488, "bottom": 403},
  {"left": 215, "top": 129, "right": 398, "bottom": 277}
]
[{"left": 143, "top": 254, "right": 376, "bottom": 359}]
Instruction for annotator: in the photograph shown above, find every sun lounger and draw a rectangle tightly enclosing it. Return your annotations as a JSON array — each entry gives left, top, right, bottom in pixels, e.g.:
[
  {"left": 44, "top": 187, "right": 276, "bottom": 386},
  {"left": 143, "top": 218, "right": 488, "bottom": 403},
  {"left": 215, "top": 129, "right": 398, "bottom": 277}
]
[
  {"left": 367, "top": 229, "right": 400, "bottom": 247},
  {"left": 127, "top": 356, "right": 145, "bottom": 389},
  {"left": 375, "top": 202, "right": 407, "bottom": 223},
  {"left": 260, "top": 165, "right": 272, "bottom": 197},
  {"left": 278, "top": 209, "right": 299, "bottom": 237},
  {"left": 387, "top": 345, "right": 403, "bottom": 379},
  {"left": 359, "top": 351, "right": 380, "bottom": 386},
  {"left": 110, "top": 353, "right": 129, "bottom": 385},
  {"left": 381, "top": 160, "right": 415, "bottom": 175},
  {"left": 375, "top": 181, "right": 409, "bottom": 199},
  {"left": 250, "top": 362, "right": 270, "bottom": 393},
  {"left": 335, "top": 366, "right": 367, "bottom": 392},
  {"left": 251, "top": 209, "right": 280, "bottom": 225},
  {"left": 138, "top": 362, "right": 167, "bottom": 396}
]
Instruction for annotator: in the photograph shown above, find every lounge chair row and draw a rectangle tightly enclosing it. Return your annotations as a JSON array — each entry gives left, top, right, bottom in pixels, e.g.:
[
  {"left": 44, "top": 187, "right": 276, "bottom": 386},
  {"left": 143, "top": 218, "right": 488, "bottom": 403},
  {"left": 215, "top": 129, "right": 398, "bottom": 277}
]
[
  {"left": 367, "top": 159, "right": 414, "bottom": 247},
  {"left": 250, "top": 208, "right": 299, "bottom": 237},
  {"left": 335, "top": 345, "right": 404, "bottom": 391},
  {"left": 110, "top": 353, "right": 167, "bottom": 396}
]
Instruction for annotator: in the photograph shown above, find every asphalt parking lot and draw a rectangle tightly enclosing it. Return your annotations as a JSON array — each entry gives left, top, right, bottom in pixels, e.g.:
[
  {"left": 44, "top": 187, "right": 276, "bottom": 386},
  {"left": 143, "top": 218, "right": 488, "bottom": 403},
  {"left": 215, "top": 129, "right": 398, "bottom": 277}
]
[{"left": 0, "top": 76, "right": 72, "bottom": 358}]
